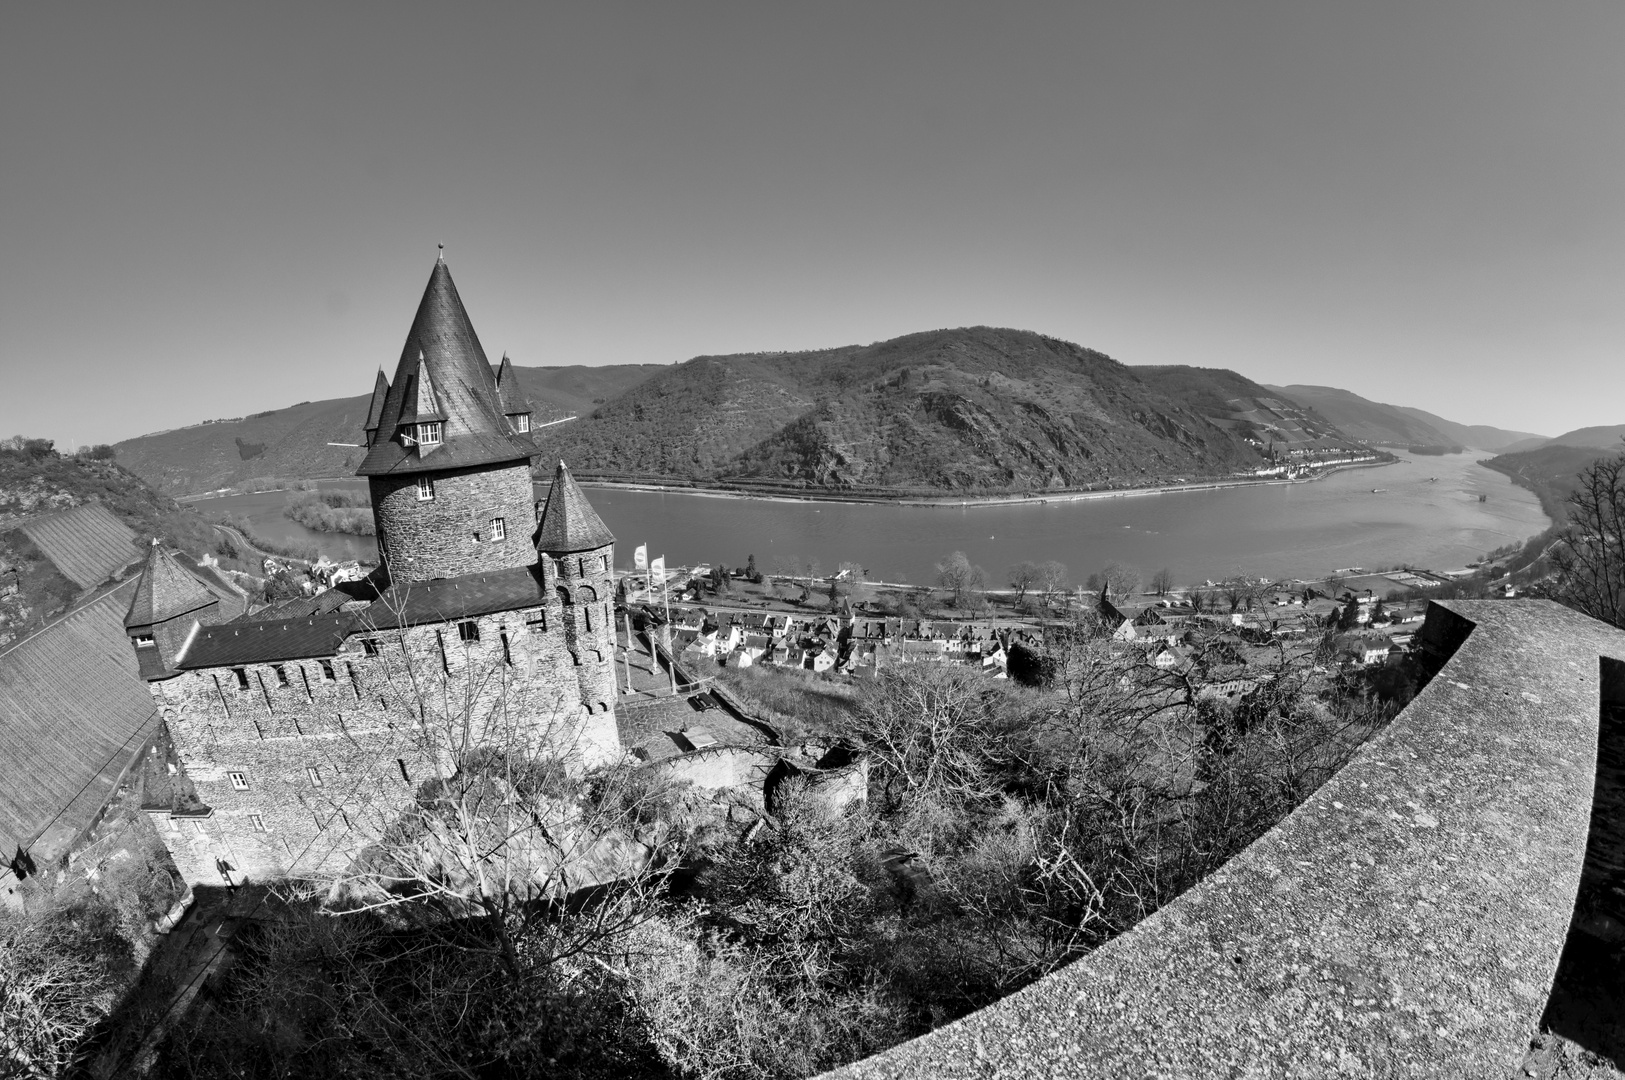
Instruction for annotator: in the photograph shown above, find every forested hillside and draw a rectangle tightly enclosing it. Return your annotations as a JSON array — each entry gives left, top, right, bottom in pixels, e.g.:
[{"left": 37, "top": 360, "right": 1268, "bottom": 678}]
[
  {"left": 1481, "top": 440, "right": 1625, "bottom": 522},
  {"left": 545, "top": 328, "right": 1301, "bottom": 492},
  {"left": 1267, "top": 383, "right": 1539, "bottom": 451}
]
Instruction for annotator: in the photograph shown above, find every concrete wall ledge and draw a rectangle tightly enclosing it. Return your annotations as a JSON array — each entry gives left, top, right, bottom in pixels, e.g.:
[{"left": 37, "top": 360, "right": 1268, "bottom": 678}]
[{"left": 826, "top": 600, "right": 1625, "bottom": 1079}]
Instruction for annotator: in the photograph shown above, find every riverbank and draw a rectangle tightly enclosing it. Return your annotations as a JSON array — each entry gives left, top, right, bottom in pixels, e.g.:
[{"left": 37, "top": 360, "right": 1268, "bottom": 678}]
[{"left": 568, "top": 458, "right": 1396, "bottom": 509}]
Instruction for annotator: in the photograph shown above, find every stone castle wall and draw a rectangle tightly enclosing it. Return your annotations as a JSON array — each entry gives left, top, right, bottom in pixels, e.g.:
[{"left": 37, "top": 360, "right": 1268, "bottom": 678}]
[
  {"left": 548, "top": 541, "right": 621, "bottom": 728},
  {"left": 370, "top": 461, "right": 537, "bottom": 583},
  {"left": 153, "top": 595, "right": 621, "bottom": 888}
]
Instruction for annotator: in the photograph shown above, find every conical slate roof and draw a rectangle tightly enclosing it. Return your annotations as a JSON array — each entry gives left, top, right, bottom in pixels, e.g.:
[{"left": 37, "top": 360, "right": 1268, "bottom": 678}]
[
  {"left": 362, "top": 370, "right": 390, "bottom": 442},
  {"left": 535, "top": 461, "right": 615, "bottom": 554},
  {"left": 356, "top": 259, "right": 538, "bottom": 476},
  {"left": 493, "top": 354, "right": 534, "bottom": 419},
  {"left": 124, "top": 543, "right": 216, "bottom": 628}
]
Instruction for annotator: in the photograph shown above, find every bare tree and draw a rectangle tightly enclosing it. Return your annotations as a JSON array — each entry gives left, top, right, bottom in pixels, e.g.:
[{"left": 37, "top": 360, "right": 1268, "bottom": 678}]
[
  {"left": 1102, "top": 562, "right": 1141, "bottom": 603},
  {"left": 936, "top": 551, "right": 985, "bottom": 609},
  {"left": 299, "top": 596, "right": 679, "bottom": 991},
  {"left": 1149, "top": 568, "right": 1175, "bottom": 596},
  {"left": 1037, "top": 560, "right": 1069, "bottom": 609},
  {"left": 1008, "top": 561, "right": 1042, "bottom": 609},
  {"left": 1553, "top": 445, "right": 1625, "bottom": 629},
  {"left": 0, "top": 917, "right": 108, "bottom": 1078}
]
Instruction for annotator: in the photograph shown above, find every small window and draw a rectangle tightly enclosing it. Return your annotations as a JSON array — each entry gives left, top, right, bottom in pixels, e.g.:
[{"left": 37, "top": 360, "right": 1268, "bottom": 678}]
[
  {"left": 514, "top": 413, "right": 531, "bottom": 433},
  {"left": 233, "top": 667, "right": 249, "bottom": 690},
  {"left": 272, "top": 665, "right": 289, "bottom": 687},
  {"left": 228, "top": 771, "right": 248, "bottom": 790},
  {"left": 360, "top": 638, "right": 380, "bottom": 657},
  {"left": 416, "top": 476, "right": 435, "bottom": 501},
  {"left": 319, "top": 659, "right": 336, "bottom": 681},
  {"left": 418, "top": 421, "right": 442, "bottom": 445},
  {"left": 249, "top": 813, "right": 266, "bottom": 832},
  {"left": 133, "top": 634, "right": 155, "bottom": 648},
  {"left": 491, "top": 516, "right": 506, "bottom": 541},
  {"left": 192, "top": 820, "right": 207, "bottom": 836},
  {"left": 458, "top": 620, "right": 480, "bottom": 643},
  {"left": 397, "top": 758, "right": 411, "bottom": 783},
  {"left": 499, "top": 629, "right": 512, "bottom": 666},
  {"left": 306, "top": 766, "right": 323, "bottom": 787}
]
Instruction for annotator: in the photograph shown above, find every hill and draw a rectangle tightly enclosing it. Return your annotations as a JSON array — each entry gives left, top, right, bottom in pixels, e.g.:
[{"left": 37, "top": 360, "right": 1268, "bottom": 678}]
[
  {"left": 1266, "top": 384, "right": 1537, "bottom": 451},
  {"left": 1498, "top": 424, "right": 1625, "bottom": 455},
  {"left": 111, "top": 364, "right": 662, "bottom": 496},
  {"left": 1133, "top": 367, "right": 1350, "bottom": 450},
  {"left": 1389, "top": 406, "right": 1543, "bottom": 452},
  {"left": 1480, "top": 440, "right": 1625, "bottom": 523},
  {"left": 543, "top": 328, "right": 1322, "bottom": 493}
]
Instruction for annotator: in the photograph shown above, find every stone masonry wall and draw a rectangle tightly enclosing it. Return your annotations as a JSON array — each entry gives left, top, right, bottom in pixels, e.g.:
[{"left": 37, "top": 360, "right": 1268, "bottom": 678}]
[
  {"left": 370, "top": 461, "right": 538, "bottom": 583},
  {"left": 549, "top": 542, "right": 617, "bottom": 737},
  {"left": 151, "top": 599, "right": 622, "bottom": 889},
  {"left": 543, "top": 541, "right": 621, "bottom": 763}
]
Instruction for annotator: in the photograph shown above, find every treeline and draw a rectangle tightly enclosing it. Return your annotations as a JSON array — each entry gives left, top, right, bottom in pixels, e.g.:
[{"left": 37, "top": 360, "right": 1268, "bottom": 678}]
[{"left": 285, "top": 490, "right": 375, "bottom": 535}]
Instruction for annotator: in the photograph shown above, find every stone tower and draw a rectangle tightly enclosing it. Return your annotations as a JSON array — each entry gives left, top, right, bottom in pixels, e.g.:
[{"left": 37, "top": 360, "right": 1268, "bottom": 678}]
[
  {"left": 357, "top": 258, "right": 539, "bottom": 584},
  {"left": 535, "top": 461, "right": 619, "bottom": 728}
]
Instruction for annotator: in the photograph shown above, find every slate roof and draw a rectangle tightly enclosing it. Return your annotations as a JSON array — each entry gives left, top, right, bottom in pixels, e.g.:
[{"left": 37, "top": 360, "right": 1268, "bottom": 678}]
[
  {"left": 0, "top": 580, "right": 159, "bottom": 862},
  {"left": 17, "top": 502, "right": 140, "bottom": 590},
  {"left": 363, "top": 369, "right": 390, "bottom": 439},
  {"left": 357, "top": 259, "right": 539, "bottom": 477},
  {"left": 493, "top": 354, "right": 533, "bottom": 418},
  {"left": 178, "top": 613, "right": 358, "bottom": 669},
  {"left": 125, "top": 544, "right": 218, "bottom": 628},
  {"left": 362, "top": 565, "right": 549, "bottom": 630},
  {"left": 535, "top": 461, "right": 615, "bottom": 554}
]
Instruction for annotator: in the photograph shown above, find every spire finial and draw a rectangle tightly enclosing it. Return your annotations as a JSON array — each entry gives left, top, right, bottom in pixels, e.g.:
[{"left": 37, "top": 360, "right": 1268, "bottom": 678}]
[{"left": 437, "top": 243, "right": 444, "bottom": 262}]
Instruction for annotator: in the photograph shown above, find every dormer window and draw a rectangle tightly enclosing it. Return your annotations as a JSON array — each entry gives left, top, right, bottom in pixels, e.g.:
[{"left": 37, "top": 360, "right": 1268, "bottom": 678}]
[
  {"left": 512, "top": 413, "right": 531, "bottom": 433},
  {"left": 133, "top": 634, "right": 155, "bottom": 649},
  {"left": 417, "top": 422, "right": 442, "bottom": 445}
]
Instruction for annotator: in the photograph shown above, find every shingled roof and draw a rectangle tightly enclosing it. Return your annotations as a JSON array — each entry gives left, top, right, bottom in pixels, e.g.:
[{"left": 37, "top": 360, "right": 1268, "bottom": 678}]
[
  {"left": 125, "top": 543, "right": 217, "bottom": 629},
  {"left": 535, "top": 461, "right": 615, "bottom": 554},
  {"left": 0, "top": 581, "right": 160, "bottom": 863},
  {"left": 356, "top": 259, "right": 539, "bottom": 477}
]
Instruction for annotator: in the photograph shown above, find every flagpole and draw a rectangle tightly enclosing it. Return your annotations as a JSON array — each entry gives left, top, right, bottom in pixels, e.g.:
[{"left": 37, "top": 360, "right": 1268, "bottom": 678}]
[{"left": 662, "top": 566, "right": 676, "bottom": 696}]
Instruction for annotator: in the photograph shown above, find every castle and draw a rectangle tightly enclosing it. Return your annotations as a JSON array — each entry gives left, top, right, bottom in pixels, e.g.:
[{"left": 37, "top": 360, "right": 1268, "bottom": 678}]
[{"left": 126, "top": 258, "right": 622, "bottom": 888}]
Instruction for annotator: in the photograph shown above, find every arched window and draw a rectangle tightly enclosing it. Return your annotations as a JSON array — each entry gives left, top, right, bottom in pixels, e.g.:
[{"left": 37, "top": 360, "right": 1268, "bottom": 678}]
[
  {"left": 556, "top": 585, "right": 572, "bottom": 607},
  {"left": 580, "top": 703, "right": 593, "bottom": 717},
  {"left": 578, "top": 584, "right": 598, "bottom": 604},
  {"left": 597, "top": 701, "right": 609, "bottom": 713}
]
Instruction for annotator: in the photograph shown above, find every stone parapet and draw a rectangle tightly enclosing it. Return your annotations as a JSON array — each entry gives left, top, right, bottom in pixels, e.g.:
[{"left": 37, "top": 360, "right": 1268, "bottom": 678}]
[{"left": 826, "top": 600, "right": 1625, "bottom": 1079}]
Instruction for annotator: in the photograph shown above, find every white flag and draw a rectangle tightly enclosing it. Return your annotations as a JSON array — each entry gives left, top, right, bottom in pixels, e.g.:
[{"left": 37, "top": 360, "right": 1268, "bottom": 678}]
[
  {"left": 649, "top": 555, "right": 665, "bottom": 577},
  {"left": 634, "top": 544, "right": 648, "bottom": 570}
]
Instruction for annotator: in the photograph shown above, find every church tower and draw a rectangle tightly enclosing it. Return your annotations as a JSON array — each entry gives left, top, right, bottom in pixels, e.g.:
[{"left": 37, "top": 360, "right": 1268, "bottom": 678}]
[
  {"left": 357, "top": 258, "right": 539, "bottom": 584},
  {"left": 534, "top": 461, "right": 619, "bottom": 727}
]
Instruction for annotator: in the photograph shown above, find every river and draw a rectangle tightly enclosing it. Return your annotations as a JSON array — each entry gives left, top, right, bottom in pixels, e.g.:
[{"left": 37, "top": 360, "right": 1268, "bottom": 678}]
[{"left": 189, "top": 452, "right": 1547, "bottom": 586}]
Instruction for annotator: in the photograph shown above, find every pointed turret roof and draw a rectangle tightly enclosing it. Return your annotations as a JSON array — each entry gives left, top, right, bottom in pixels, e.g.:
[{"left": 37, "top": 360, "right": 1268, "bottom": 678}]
[
  {"left": 363, "top": 370, "right": 390, "bottom": 444},
  {"left": 535, "top": 461, "right": 615, "bottom": 554},
  {"left": 124, "top": 542, "right": 216, "bottom": 628},
  {"left": 494, "top": 353, "right": 533, "bottom": 418},
  {"left": 356, "top": 259, "right": 539, "bottom": 476}
]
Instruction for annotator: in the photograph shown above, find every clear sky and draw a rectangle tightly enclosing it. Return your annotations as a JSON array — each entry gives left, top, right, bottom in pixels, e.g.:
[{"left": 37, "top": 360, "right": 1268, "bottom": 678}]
[{"left": 3, "top": 2, "right": 1620, "bottom": 446}]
